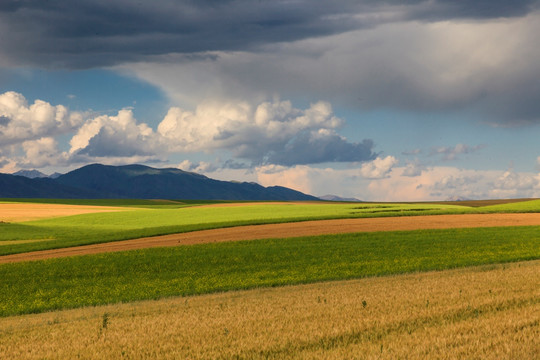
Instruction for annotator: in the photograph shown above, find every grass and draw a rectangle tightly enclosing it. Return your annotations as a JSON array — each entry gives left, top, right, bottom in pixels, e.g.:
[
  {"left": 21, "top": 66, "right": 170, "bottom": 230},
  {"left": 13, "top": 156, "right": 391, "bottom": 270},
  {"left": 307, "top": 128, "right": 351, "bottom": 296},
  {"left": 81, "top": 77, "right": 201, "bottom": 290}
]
[
  {"left": 0, "top": 261, "right": 538, "bottom": 359},
  {"left": 1, "top": 225, "right": 539, "bottom": 317},
  {"left": 0, "top": 202, "right": 469, "bottom": 255}
]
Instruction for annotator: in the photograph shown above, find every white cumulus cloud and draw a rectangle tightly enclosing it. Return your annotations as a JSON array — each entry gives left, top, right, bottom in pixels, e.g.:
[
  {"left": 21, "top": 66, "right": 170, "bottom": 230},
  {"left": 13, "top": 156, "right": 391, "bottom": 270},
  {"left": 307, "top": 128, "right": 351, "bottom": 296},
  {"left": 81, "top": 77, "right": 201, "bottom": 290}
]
[
  {"left": 21, "top": 137, "right": 65, "bottom": 168},
  {"left": 158, "top": 99, "right": 374, "bottom": 165},
  {"left": 360, "top": 156, "right": 398, "bottom": 179},
  {"left": 0, "top": 91, "right": 83, "bottom": 146},
  {"left": 0, "top": 92, "right": 379, "bottom": 171},
  {"left": 69, "top": 109, "right": 162, "bottom": 160}
]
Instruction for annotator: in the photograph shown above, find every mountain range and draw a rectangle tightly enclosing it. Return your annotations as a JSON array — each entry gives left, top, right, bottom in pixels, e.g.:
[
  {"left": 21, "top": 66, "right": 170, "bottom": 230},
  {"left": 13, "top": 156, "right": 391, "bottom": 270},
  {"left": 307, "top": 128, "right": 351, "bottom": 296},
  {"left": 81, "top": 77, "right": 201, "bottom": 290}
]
[
  {"left": 12, "top": 169, "right": 48, "bottom": 179},
  {"left": 0, "top": 164, "right": 318, "bottom": 200}
]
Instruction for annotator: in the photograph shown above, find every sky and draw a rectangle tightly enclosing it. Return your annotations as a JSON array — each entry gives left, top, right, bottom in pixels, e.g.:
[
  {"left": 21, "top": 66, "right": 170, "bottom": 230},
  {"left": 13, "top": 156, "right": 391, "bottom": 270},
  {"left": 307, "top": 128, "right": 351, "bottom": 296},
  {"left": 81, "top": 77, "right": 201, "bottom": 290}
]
[{"left": 2, "top": 0, "right": 540, "bottom": 201}]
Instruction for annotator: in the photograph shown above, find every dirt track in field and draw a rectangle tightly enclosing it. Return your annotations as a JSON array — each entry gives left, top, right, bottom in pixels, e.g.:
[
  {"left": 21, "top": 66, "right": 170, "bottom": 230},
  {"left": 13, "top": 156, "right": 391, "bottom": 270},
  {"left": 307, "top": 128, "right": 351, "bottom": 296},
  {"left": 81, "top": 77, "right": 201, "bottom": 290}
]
[
  {"left": 2, "top": 213, "right": 540, "bottom": 264},
  {"left": 0, "top": 203, "right": 127, "bottom": 222}
]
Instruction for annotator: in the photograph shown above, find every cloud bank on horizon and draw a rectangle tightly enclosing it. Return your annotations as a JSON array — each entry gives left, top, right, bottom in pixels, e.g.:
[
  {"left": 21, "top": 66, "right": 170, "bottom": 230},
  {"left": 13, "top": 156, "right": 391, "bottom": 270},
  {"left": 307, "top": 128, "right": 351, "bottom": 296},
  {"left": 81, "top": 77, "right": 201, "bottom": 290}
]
[{"left": 2, "top": 0, "right": 540, "bottom": 200}]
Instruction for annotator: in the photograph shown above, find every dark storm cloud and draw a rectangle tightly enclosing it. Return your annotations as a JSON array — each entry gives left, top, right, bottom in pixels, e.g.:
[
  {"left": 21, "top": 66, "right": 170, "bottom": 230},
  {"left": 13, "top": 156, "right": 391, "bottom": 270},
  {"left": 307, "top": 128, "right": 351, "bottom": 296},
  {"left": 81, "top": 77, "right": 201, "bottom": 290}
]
[
  {"left": 417, "top": 0, "right": 538, "bottom": 20},
  {"left": 1, "top": 0, "right": 538, "bottom": 69},
  {"left": 0, "top": 0, "right": 360, "bottom": 68}
]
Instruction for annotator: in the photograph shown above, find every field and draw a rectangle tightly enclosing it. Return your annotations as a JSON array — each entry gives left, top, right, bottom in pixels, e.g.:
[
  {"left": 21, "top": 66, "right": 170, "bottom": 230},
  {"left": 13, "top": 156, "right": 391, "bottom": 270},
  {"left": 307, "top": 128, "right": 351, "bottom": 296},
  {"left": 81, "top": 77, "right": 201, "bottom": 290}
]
[
  {"left": 0, "top": 201, "right": 474, "bottom": 256},
  {"left": 2, "top": 199, "right": 540, "bottom": 256},
  {"left": 4, "top": 213, "right": 540, "bottom": 263},
  {"left": 0, "top": 199, "right": 539, "bottom": 358},
  {"left": 1, "top": 260, "right": 538, "bottom": 359},
  {"left": 0, "top": 202, "right": 128, "bottom": 222}
]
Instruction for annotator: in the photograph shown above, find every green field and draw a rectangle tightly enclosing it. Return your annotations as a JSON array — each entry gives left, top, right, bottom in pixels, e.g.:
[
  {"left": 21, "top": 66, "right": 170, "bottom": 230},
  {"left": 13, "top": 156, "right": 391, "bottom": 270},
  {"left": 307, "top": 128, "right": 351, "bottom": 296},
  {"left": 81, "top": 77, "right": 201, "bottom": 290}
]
[
  {"left": 0, "top": 201, "right": 472, "bottom": 255},
  {"left": 3, "top": 199, "right": 540, "bottom": 256},
  {"left": 1, "top": 225, "right": 539, "bottom": 316}
]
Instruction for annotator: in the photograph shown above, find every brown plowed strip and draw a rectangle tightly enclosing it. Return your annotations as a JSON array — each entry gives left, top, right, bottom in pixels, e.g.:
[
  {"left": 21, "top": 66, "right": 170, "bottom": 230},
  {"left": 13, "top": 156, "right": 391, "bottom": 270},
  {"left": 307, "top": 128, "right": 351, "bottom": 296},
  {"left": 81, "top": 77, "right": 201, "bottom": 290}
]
[{"left": 2, "top": 213, "right": 540, "bottom": 264}]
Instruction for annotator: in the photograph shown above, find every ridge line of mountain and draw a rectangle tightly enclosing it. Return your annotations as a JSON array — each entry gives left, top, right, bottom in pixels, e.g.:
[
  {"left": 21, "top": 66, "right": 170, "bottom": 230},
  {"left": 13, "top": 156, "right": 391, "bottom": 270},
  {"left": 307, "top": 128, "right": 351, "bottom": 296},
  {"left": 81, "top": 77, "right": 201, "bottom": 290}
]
[{"left": 0, "top": 163, "right": 318, "bottom": 201}]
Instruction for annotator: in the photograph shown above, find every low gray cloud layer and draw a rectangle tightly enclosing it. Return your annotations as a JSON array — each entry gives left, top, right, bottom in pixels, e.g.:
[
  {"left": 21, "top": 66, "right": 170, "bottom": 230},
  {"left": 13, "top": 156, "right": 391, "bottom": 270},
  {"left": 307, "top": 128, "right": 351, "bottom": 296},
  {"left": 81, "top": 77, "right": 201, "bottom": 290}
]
[
  {"left": 1, "top": 0, "right": 538, "bottom": 68},
  {"left": 266, "top": 132, "right": 375, "bottom": 166},
  {"left": 430, "top": 144, "right": 485, "bottom": 161}
]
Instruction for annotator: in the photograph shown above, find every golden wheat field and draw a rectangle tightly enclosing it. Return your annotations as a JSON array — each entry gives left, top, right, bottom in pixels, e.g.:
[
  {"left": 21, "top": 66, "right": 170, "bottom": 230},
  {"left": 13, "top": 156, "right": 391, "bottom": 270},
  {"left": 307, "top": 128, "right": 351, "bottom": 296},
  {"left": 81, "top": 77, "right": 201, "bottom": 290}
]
[
  {"left": 1, "top": 260, "right": 538, "bottom": 359},
  {"left": 0, "top": 203, "right": 126, "bottom": 222}
]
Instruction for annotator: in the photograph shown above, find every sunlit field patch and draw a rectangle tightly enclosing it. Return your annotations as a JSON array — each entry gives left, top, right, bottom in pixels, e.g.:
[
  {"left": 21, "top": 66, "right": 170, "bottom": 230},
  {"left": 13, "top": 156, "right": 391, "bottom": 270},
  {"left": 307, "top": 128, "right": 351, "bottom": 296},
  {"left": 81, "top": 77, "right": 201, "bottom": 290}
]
[{"left": 0, "top": 202, "right": 128, "bottom": 222}]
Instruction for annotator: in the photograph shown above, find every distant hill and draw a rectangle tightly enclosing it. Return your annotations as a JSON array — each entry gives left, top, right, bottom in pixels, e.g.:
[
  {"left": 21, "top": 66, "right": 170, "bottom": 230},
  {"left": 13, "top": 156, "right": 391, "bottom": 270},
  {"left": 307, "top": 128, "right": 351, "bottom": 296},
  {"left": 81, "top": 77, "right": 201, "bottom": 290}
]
[
  {"left": 48, "top": 172, "right": 63, "bottom": 179},
  {"left": 0, "top": 173, "right": 99, "bottom": 198},
  {"left": 445, "top": 196, "right": 471, "bottom": 202},
  {"left": 12, "top": 169, "right": 48, "bottom": 179},
  {"left": 12, "top": 169, "right": 63, "bottom": 179},
  {"left": 319, "top": 194, "right": 362, "bottom": 202},
  {"left": 1, "top": 164, "right": 318, "bottom": 200}
]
